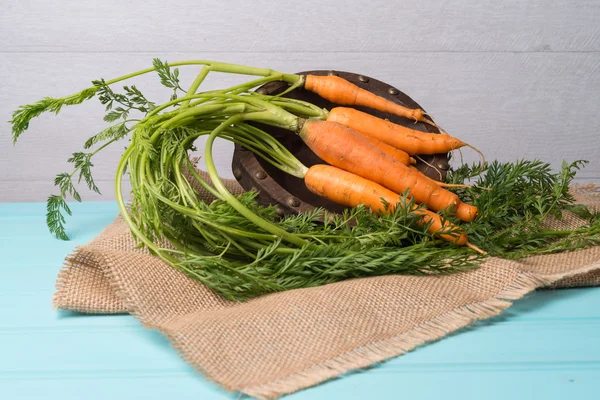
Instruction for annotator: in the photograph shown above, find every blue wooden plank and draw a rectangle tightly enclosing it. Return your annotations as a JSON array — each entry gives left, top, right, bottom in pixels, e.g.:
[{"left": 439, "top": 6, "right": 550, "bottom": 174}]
[
  {"left": 0, "top": 324, "right": 191, "bottom": 372},
  {"left": 1, "top": 202, "right": 600, "bottom": 400},
  {"left": 0, "top": 294, "right": 138, "bottom": 330},
  {"left": 0, "top": 201, "right": 120, "bottom": 217},
  {"left": 3, "top": 369, "right": 597, "bottom": 400},
  {"left": 0, "top": 264, "right": 66, "bottom": 294},
  {"left": 0, "top": 317, "right": 598, "bottom": 399},
  {"left": 287, "top": 369, "right": 600, "bottom": 400},
  {"left": 507, "top": 288, "right": 600, "bottom": 319},
  {"left": 0, "top": 240, "right": 94, "bottom": 265},
  {"left": 0, "top": 213, "right": 119, "bottom": 240},
  {"left": 0, "top": 212, "right": 117, "bottom": 265},
  {"left": 2, "top": 293, "right": 598, "bottom": 373},
  {"left": 0, "top": 214, "right": 118, "bottom": 239},
  {"left": 2, "top": 374, "right": 233, "bottom": 400}
]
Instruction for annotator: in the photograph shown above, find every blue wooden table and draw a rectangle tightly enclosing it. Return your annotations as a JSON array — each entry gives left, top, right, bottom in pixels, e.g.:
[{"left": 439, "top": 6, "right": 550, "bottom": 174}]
[{"left": 1, "top": 202, "right": 599, "bottom": 399}]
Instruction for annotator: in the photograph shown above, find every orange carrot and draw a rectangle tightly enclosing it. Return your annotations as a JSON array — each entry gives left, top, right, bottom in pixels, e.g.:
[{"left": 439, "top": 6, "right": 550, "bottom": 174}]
[
  {"left": 304, "top": 74, "right": 434, "bottom": 125},
  {"left": 326, "top": 107, "right": 482, "bottom": 158},
  {"left": 305, "top": 164, "right": 484, "bottom": 252},
  {"left": 363, "top": 136, "right": 415, "bottom": 165},
  {"left": 298, "top": 119, "right": 478, "bottom": 222}
]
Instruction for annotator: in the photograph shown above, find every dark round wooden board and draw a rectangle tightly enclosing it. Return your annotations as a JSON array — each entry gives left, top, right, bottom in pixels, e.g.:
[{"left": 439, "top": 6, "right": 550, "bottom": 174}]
[{"left": 231, "top": 70, "right": 449, "bottom": 217}]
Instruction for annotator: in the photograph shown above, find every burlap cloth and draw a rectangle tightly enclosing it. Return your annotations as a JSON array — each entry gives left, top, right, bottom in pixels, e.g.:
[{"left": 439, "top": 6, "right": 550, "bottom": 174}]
[{"left": 53, "top": 174, "right": 600, "bottom": 399}]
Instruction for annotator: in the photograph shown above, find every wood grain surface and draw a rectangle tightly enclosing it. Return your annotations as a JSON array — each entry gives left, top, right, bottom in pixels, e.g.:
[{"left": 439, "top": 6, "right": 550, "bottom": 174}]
[
  {"left": 1, "top": 0, "right": 599, "bottom": 201},
  {"left": 1, "top": 202, "right": 600, "bottom": 399}
]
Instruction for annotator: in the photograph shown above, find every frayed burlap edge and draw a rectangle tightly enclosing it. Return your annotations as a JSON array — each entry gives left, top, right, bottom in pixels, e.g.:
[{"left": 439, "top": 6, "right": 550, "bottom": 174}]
[
  {"left": 52, "top": 182, "right": 600, "bottom": 399},
  {"left": 55, "top": 249, "right": 600, "bottom": 399},
  {"left": 241, "top": 260, "right": 600, "bottom": 399},
  {"left": 54, "top": 248, "right": 220, "bottom": 388},
  {"left": 53, "top": 252, "right": 77, "bottom": 309},
  {"left": 54, "top": 248, "right": 129, "bottom": 314}
]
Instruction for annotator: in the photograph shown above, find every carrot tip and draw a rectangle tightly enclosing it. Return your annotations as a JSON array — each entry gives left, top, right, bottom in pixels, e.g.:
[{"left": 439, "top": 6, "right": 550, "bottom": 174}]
[
  {"left": 467, "top": 143, "right": 486, "bottom": 168},
  {"left": 421, "top": 116, "right": 435, "bottom": 126},
  {"left": 437, "top": 125, "right": 450, "bottom": 135},
  {"left": 437, "top": 182, "right": 472, "bottom": 189},
  {"left": 456, "top": 148, "right": 465, "bottom": 165},
  {"left": 456, "top": 203, "right": 478, "bottom": 222},
  {"left": 421, "top": 112, "right": 451, "bottom": 136},
  {"left": 416, "top": 155, "right": 444, "bottom": 181},
  {"left": 466, "top": 242, "right": 487, "bottom": 255}
]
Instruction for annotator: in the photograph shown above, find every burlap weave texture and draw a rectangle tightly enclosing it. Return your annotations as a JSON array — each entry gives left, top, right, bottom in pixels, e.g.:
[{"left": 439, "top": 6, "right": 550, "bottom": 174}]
[{"left": 53, "top": 174, "right": 600, "bottom": 399}]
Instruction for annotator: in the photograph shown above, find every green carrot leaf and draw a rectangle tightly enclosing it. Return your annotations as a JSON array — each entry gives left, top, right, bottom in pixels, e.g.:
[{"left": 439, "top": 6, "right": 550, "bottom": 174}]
[
  {"left": 123, "top": 85, "right": 156, "bottom": 112},
  {"left": 10, "top": 88, "right": 97, "bottom": 143},
  {"left": 54, "top": 171, "right": 81, "bottom": 202},
  {"left": 566, "top": 204, "right": 593, "bottom": 220},
  {"left": 46, "top": 195, "right": 71, "bottom": 241},
  {"left": 152, "top": 58, "right": 183, "bottom": 99},
  {"left": 84, "top": 122, "right": 129, "bottom": 149}
]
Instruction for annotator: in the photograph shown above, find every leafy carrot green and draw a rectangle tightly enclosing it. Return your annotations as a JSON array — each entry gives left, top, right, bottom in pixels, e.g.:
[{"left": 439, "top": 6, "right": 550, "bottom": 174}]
[{"left": 10, "top": 59, "right": 600, "bottom": 300}]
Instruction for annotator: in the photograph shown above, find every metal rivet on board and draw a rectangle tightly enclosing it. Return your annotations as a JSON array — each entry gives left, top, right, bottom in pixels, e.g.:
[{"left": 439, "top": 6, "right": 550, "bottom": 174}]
[
  {"left": 358, "top": 75, "right": 369, "bottom": 83},
  {"left": 233, "top": 168, "right": 242, "bottom": 180},
  {"left": 287, "top": 197, "right": 300, "bottom": 207},
  {"left": 388, "top": 87, "right": 400, "bottom": 95},
  {"left": 255, "top": 170, "right": 267, "bottom": 180},
  {"left": 437, "top": 161, "right": 450, "bottom": 171},
  {"left": 328, "top": 71, "right": 339, "bottom": 76}
]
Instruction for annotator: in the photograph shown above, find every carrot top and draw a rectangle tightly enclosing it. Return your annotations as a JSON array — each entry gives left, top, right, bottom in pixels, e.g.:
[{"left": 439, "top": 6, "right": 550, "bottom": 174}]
[{"left": 9, "top": 58, "right": 600, "bottom": 300}]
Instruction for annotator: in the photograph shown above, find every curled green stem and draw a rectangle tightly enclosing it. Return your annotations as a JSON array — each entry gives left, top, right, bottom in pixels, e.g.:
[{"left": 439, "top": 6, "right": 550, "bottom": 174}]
[{"left": 204, "top": 115, "right": 308, "bottom": 247}]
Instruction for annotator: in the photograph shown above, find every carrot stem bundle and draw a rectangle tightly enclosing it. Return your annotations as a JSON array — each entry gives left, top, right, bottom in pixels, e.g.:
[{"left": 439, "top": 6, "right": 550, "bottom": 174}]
[{"left": 13, "top": 57, "right": 600, "bottom": 300}]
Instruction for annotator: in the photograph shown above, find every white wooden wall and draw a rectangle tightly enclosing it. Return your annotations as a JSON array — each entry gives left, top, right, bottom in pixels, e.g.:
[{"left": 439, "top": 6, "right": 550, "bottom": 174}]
[{"left": 1, "top": 0, "right": 599, "bottom": 202}]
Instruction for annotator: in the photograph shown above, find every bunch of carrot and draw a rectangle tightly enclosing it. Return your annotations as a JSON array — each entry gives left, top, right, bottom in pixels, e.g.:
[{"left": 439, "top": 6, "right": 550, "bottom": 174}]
[
  {"left": 191, "top": 71, "right": 486, "bottom": 252},
  {"left": 258, "top": 72, "right": 485, "bottom": 252},
  {"left": 11, "top": 59, "right": 486, "bottom": 253},
  {"left": 10, "top": 59, "right": 493, "bottom": 298}
]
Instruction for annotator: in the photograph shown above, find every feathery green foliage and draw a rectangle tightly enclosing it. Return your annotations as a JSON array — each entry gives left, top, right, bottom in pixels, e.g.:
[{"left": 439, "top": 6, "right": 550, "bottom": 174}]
[
  {"left": 93, "top": 79, "right": 156, "bottom": 121},
  {"left": 84, "top": 122, "right": 129, "bottom": 149},
  {"left": 10, "top": 87, "right": 97, "bottom": 143},
  {"left": 448, "top": 160, "right": 600, "bottom": 258},
  {"left": 9, "top": 59, "right": 600, "bottom": 300},
  {"left": 153, "top": 58, "right": 184, "bottom": 100}
]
